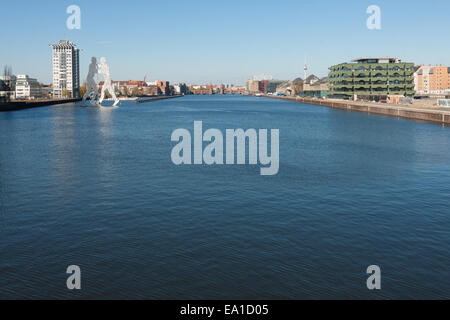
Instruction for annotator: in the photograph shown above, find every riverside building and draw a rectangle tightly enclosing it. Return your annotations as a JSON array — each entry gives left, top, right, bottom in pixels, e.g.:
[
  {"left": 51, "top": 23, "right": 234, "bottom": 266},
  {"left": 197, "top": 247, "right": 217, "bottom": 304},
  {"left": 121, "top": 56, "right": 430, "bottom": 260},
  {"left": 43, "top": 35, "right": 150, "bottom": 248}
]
[
  {"left": 414, "top": 65, "right": 450, "bottom": 95},
  {"left": 328, "top": 57, "right": 415, "bottom": 100},
  {"left": 50, "top": 40, "right": 80, "bottom": 98},
  {"left": 15, "top": 75, "right": 42, "bottom": 100}
]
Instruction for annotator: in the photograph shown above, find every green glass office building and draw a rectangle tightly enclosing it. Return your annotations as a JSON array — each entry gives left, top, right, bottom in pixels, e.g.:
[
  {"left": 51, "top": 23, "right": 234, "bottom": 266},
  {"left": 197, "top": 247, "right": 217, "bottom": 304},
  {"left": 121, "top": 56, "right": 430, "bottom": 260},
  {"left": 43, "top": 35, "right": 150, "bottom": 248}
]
[{"left": 328, "top": 57, "right": 415, "bottom": 100}]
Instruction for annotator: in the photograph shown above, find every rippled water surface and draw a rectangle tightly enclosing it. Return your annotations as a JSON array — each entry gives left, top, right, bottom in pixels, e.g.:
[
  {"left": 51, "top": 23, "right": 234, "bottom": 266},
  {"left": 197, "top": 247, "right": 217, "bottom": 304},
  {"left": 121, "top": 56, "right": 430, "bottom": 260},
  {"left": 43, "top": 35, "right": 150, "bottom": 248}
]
[{"left": 0, "top": 96, "right": 449, "bottom": 299}]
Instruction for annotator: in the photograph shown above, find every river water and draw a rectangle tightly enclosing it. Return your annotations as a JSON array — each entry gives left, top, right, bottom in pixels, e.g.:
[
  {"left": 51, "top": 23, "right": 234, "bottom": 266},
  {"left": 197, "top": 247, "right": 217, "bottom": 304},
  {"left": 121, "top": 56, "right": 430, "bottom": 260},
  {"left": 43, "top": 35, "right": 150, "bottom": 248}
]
[{"left": 0, "top": 95, "right": 449, "bottom": 299}]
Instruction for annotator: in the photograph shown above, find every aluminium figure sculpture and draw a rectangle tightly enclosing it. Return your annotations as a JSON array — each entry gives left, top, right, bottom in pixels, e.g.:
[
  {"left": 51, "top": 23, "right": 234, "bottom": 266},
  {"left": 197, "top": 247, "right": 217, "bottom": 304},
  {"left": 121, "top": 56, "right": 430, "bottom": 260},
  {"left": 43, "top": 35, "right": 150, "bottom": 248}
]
[
  {"left": 98, "top": 57, "right": 120, "bottom": 107},
  {"left": 82, "top": 57, "right": 99, "bottom": 106}
]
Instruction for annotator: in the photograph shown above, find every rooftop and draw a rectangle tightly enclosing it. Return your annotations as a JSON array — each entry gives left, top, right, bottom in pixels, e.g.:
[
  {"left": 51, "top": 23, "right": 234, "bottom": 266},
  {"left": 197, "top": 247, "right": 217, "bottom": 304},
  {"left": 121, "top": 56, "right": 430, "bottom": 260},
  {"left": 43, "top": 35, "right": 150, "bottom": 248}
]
[
  {"left": 51, "top": 40, "right": 78, "bottom": 48},
  {"left": 351, "top": 57, "right": 402, "bottom": 64}
]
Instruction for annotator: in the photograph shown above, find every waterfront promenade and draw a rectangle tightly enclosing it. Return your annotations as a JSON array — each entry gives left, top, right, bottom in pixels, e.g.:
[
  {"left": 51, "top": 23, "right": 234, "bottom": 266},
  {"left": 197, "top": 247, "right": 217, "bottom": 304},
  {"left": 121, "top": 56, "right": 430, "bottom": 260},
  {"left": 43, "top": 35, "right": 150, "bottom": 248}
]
[
  {"left": 0, "top": 98, "right": 81, "bottom": 112},
  {"left": 265, "top": 96, "right": 450, "bottom": 125}
]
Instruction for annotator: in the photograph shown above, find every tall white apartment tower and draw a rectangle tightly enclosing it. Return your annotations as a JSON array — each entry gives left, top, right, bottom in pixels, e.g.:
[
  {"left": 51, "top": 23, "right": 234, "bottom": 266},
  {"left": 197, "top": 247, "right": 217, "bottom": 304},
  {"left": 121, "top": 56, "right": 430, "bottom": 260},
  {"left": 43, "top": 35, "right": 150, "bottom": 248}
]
[{"left": 50, "top": 40, "right": 80, "bottom": 98}]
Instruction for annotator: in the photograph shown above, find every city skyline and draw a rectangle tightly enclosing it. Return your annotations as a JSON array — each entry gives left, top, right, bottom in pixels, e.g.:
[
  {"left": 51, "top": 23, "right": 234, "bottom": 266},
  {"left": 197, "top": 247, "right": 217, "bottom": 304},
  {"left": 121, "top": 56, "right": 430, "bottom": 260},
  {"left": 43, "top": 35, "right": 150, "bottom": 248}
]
[{"left": 1, "top": 0, "right": 450, "bottom": 85}]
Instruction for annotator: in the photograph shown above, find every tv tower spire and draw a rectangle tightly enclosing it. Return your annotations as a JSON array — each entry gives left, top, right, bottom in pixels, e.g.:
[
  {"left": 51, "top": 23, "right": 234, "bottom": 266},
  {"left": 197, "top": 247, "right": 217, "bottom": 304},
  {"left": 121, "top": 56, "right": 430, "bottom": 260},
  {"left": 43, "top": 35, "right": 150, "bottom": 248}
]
[{"left": 304, "top": 56, "right": 308, "bottom": 81}]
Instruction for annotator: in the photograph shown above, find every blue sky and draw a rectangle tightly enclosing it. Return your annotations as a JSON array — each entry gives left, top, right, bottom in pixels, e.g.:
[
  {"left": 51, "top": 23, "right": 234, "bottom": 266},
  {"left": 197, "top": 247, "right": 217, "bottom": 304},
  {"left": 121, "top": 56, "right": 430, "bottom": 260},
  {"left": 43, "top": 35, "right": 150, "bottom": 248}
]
[{"left": 1, "top": 0, "right": 449, "bottom": 85}]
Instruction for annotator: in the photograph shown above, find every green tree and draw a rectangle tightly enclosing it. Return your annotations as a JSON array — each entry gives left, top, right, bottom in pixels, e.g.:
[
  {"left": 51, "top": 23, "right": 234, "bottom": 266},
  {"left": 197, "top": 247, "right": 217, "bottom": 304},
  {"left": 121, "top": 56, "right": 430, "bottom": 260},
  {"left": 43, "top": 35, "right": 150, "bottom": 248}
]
[
  {"left": 80, "top": 83, "right": 87, "bottom": 97},
  {"left": 62, "top": 90, "right": 72, "bottom": 98}
]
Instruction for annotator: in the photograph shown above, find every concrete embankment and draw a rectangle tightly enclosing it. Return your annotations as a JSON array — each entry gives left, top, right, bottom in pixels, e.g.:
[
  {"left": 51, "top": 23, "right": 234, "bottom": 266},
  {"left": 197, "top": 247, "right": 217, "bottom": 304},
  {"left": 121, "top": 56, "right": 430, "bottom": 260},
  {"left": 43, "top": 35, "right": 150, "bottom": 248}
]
[
  {"left": 0, "top": 98, "right": 81, "bottom": 112},
  {"left": 264, "top": 96, "right": 450, "bottom": 125},
  {"left": 135, "top": 95, "right": 183, "bottom": 104}
]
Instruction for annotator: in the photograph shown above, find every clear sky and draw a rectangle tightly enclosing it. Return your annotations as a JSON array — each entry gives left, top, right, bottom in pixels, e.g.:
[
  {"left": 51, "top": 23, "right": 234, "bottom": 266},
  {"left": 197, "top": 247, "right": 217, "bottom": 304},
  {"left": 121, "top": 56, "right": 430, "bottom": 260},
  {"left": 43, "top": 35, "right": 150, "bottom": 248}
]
[{"left": 1, "top": 0, "right": 449, "bottom": 85}]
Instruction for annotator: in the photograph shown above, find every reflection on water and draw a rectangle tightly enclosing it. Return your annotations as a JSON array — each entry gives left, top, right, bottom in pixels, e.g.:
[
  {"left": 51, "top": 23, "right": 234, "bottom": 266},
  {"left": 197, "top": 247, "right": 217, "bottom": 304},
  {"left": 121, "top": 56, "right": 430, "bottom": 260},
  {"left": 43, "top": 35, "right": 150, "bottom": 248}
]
[{"left": 0, "top": 96, "right": 449, "bottom": 299}]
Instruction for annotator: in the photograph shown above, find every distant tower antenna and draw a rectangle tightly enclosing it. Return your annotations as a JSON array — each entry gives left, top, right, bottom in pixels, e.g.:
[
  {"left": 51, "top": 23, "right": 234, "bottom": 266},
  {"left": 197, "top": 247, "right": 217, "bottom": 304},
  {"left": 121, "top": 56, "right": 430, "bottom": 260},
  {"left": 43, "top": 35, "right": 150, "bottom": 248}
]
[{"left": 304, "top": 56, "right": 308, "bottom": 81}]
